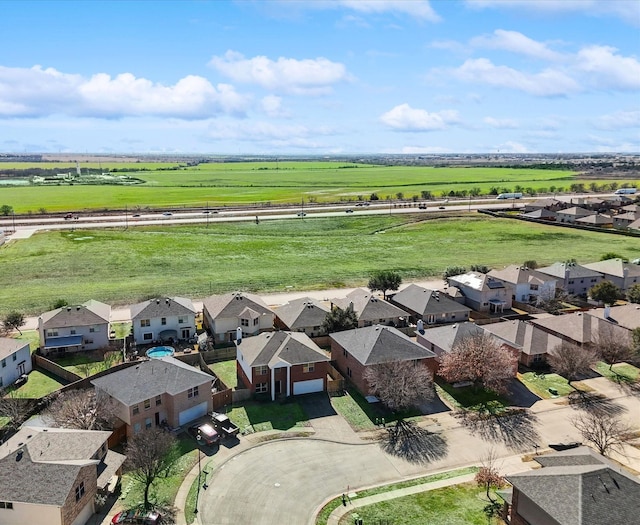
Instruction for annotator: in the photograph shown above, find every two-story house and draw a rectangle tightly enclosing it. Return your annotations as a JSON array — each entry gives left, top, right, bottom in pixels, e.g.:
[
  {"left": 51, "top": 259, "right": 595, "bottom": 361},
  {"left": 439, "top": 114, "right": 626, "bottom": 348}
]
[
  {"left": 537, "top": 262, "right": 604, "bottom": 297},
  {"left": 0, "top": 338, "right": 31, "bottom": 389},
  {"left": 38, "top": 300, "right": 111, "bottom": 356},
  {"left": 446, "top": 272, "right": 513, "bottom": 313},
  {"left": 583, "top": 258, "right": 640, "bottom": 292},
  {"left": 273, "top": 297, "right": 330, "bottom": 338},
  {"left": 487, "top": 265, "right": 557, "bottom": 304},
  {"left": 331, "top": 289, "right": 408, "bottom": 328},
  {"left": 130, "top": 297, "right": 196, "bottom": 346},
  {"left": 389, "top": 284, "right": 471, "bottom": 325}
]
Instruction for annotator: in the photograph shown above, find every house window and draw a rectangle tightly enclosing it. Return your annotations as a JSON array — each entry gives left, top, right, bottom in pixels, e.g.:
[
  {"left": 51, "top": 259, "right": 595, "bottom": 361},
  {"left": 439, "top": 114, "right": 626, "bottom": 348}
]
[
  {"left": 302, "top": 363, "right": 315, "bottom": 373},
  {"left": 347, "top": 367, "right": 352, "bottom": 378},
  {"left": 144, "top": 399, "right": 151, "bottom": 410},
  {"left": 12, "top": 354, "right": 16, "bottom": 361},
  {"left": 240, "top": 319, "right": 249, "bottom": 327},
  {"left": 145, "top": 417, "right": 152, "bottom": 429},
  {"left": 254, "top": 365, "right": 268, "bottom": 376},
  {"left": 0, "top": 377, "right": 3, "bottom": 387},
  {"left": 161, "top": 318, "right": 167, "bottom": 326},
  {"left": 533, "top": 354, "right": 544, "bottom": 363},
  {"left": 46, "top": 329, "right": 58, "bottom": 337},
  {"left": 85, "top": 339, "right": 93, "bottom": 345},
  {"left": 343, "top": 349, "right": 347, "bottom": 358},
  {"left": 132, "top": 404, "right": 139, "bottom": 415},
  {"left": 75, "top": 482, "right": 85, "bottom": 502},
  {"left": 1, "top": 359, "right": 5, "bottom": 368},
  {"left": 89, "top": 326, "right": 96, "bottom": 333},
  {"left": 591, "top": 278, "right": 597, "bottom": 283},
  {"left": 155, "top": 395, "right": 162, "bottom": 406},
  {"left": 0, "top": 502, "right": 13, "bottom": 509},
  {"left": 70, "top": 329, "right": 76, "bottom": 335},
  {"left": 134, "top": 423, "right": 141, "bottom": 434},
  {"left": 568, "top": 280, "right": 574, "bottom": 284},
  {"left": 143, "top": 333, "right": 153, "bottom": 341},
  {"left": 188, "top": 386, "right": 199, "bottom": 398},
  {"left": 255, "top": 382, "right": 268, "bottom": 393},
  {"left": 530, "top": 285, "right": 539, "bottom": 291},
  {"left": 140, "top": 319, "right": 150, "bottom": 327}
]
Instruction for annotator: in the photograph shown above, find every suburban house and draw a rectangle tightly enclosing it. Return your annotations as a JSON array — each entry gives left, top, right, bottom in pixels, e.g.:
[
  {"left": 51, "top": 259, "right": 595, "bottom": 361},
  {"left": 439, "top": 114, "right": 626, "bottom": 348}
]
[
  {"left": 331, "top": 289, "right": 408, "bottom": 328},
  {"left": 0, "top": 338, "right": 31, "bottom": 389},
  {"left": 575, "top": 213, "right": 613, "bottom": 227},
  {"left": 503, "top": 447, "right": 640, "bottom": 525},
  {"left": 236, "top": 331, "right": 330, "bottom": 400},
  {"left": 555, "top": 206, "right": 592, "bottom": 223},
  {"left": 487, "top": 265, "right": 557, "bottom": 304},
  {"left": 389, "top": 284, "right": 471, "bottom": 325},
  {"left": 202, "top": 292, "right": 275, "bottom": 344},
  {"left": 446, "top": 272, "right": 513, "bottom": 313},
  {"left": 273, "top": 297, "right": 330, "bottom": 337},
  {"left": 330, "top": 325, "right": 437, "bottom": 397},
  {"left": 629, "top": 217, "right": 640, "bottom": 231},
  {"left": 582, "top": 258, "right": 640, "bottom": 291},
  {"left": 483, "top": 320, "right": 564, "bottom": 367},
  {"left": 415, "top": 321, "right": 518, "bottom": 365},
  {"left": 522, "top": 198, "right": 566, "bottom": 213},
  {"left": 38, "top": 300, "right": 111, "bottom": 356},
  {"left": 537, "top": 262, "right": 604, "bottom": 297},
  {"left": 91, "top": 356, "right": 213, "bottom": 437},
  {"left": 520, "top": 208, "right": 557, "bottom": 221},
  {"left": 0, "top": 426, "right": 125, "bottom": 525},
  {"left": 530, "top": 311, "right": 629, "bottom": 348},
  {"left": 613, "top": 211, "right": 640, "bottom": 229},
  {"left": 130, "top": 296, "right": 196, "bottom": 346},
  {"left": 0, "top": 229, "right": 5, "bottom": 246}
]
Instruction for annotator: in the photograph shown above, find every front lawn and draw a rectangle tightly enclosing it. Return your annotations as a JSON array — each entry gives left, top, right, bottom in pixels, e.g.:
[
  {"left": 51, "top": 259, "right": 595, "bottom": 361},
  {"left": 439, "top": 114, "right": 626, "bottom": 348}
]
[
  {"left": 209, "top": 360, "right": 237, "bottom": 389},
  {"left": 8, "top": 369, "right": 67, "bottom": 398},
  {"left": 340, "top": 481, "right": 499, "bottom": 525},
  {"left": 593, "top": 361, "right": 640, "bottom": 382},
  {"left": 518, "top": 372, "right": 576, "bottom": 399},
  {"left": 435, "top": 380, "right": 509, "bottom": 413},
  {"left": 226, "top": 400, "right": 309, "bottom": 433}
]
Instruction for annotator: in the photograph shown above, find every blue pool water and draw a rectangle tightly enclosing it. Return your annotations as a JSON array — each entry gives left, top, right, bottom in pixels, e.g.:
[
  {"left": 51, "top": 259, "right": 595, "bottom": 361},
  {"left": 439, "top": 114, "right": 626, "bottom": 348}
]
[{"left": 146, "top": 346, "right": 175, "bottom": 358}]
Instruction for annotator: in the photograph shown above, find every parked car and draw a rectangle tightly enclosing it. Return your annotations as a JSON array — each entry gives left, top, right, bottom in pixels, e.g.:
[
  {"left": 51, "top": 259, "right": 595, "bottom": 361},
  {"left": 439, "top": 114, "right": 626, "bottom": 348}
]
[
  {"left": 211, "top": 412, "right": 240, "bottom": 438},
  {"left": 549, "top": 442, "right": 582, "bottom": 451},
  {"left": 111, "top": 509, "right": 162, "bottom": 524},
  {"left": 188, "top": 423, "right": 220, "bottom": 446},
  {"left": 14, "top": 374, "right": 28, "bottom": 387}
]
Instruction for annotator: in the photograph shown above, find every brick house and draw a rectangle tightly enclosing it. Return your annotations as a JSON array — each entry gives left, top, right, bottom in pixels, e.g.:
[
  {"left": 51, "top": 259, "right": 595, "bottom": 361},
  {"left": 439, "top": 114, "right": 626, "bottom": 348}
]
[
  {"left": 330, "top": 325, "right": 436, "bottom": 397},
  {"left": 0, "top": 426, "right": 125, "bottom": 525},
  {"left": 236, "top": 331, "right": 330, "bottom": 400},
  {"left": 130, "top": 297, "right": 196, "bottom": 346},
  {"left": 389, "top": 284, "right": 471, "bottom": 325},
  {"left": 91, "top": 356, "right": 213, "bottom": 437},
  {"left": 331, "top": 288, "right": 409, "bottom": 328}
]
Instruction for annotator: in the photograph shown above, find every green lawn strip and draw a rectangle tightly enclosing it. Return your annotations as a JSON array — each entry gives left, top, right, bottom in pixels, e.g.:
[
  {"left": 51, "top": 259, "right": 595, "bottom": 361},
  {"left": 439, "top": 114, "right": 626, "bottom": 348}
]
[
  {"left": 593, "top": 361, "right": 640, "bottom": 382},
  {"left": 120, "top": 435, "right": 199, "bottom": 510},
  {"left": 227, "top": 400, "right": 309, "bottom": 434},
  {"left": 112, "top": 321, "right": 132, "bottom": 339},
  {"left": 209, "top": 360, "right": 237, "bottom": 389},
  {"left": 435, "top": 380, "right": 509, "bottom": 413},
  {"left": 517, "top": 372, "right": 575, "bottom": 399},
  {"left": 3, "top": 214, "right": 639, "bottom": 317},
  {"left": 340, "top": 482, "right": 499, "bottom": 525},
  {"left": 9, "top": 369, "right": 67, "bottom": 398},
  {"left": 184, "top": 458, "right": 214, "bottom": 525},
  {"left": 315, "top": 467, "right": 479, "bottom": 525}
]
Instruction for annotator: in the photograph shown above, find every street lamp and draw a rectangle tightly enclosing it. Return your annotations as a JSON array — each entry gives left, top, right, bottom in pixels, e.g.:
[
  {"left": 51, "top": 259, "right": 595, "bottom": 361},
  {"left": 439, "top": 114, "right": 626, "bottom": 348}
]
[{"left": 194, "top": 437, "right": 202, "bottom": 514}]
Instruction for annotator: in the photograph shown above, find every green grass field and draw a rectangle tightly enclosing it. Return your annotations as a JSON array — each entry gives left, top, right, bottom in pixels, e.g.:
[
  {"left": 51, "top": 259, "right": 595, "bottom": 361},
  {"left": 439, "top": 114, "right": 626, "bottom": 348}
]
[
  {"left": 2, "top": 161, "right": 635, "bottom": 212},
  {"left": 2, "top": 213, "right": 639, "bottom": 316},
  {"left": 209, "top": 360, "right": 237, "bottom": 389}
]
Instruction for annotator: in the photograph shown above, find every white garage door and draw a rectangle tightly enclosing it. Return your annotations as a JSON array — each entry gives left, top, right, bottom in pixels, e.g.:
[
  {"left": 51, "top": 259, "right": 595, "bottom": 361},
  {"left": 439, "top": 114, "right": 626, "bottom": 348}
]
[
  {"left": 293, "top": 379, "right": 324, "bottom": 396},
  {"left": 178, "top": 401, "right": 208, "bottom": 426}
]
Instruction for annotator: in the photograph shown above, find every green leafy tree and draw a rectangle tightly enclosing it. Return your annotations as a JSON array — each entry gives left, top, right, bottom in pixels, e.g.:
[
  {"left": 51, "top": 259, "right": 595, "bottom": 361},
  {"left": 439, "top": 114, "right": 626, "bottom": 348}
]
[
  {"left": 443, "top": 266, "right": 467, "bottom": 280},
  {"left": 600, "top": 252, "right": 625, "bottom": 261},
  {"left": 0, "top": 204, "right": 13, "bottom": 216},
  {"left": 627, "top": 284, "right": 640, "bottom": 304},
  {"left": 369, "top": 193, "right": 379, "bottom": 201},
  {"left": 523, "top": 260, "right": 538, "bottom": 270},
  {"left": 368, "top": 270, "right": 402, "bottom": 300},
  {"left": 589, "top": 280, "right": 621, "bottom": 306},
  {"left": 322, "top": 305, "right": 358, "bottom": 334},
  {"left": 421, "top": 190, "right": 433, "bottom": 200},
  {"left": 2, "top": 311, "right": 25, "bottom": 335},
  {"left": 469, "top": 187, "right": 481, "bottom": 197},
  {"left": 470, "top": 264, "right": 490, "bottom": 274},
  {"left": 52, "top": 298, "right": 69, "bottom": 309}
]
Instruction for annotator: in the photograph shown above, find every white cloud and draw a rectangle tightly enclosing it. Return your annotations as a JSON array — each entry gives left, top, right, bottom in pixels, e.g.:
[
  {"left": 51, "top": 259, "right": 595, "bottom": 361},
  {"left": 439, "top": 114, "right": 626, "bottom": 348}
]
[
  {"left": 0, "top": 65, "right": 249, "bottom": 118},
  {"left": 484, "top": 117, "right": 519, "bottom": 129},
  {"left": 575, "top": 46, "right": 640, "bottom": 90},
  {"left": 380, "top": 104, "right": 460, "bottom": 131},
  {"left": 449, "top": 58, "right": 581, "bottom": 96},
  {"left": 208, "top": 50, "right": 350, "bottom": 95},
  {"left": 429, "top": 40, "right": 468, "bottom": 53},
  {"left": 594, "top": 110, "right": 640, "bottom": 130},
  {"left": 260, "top": 95, "right": 289, "bottom": 117},
  {"left": 498, "top": 140, "right": 529, "bottom": 153},
  {"left": 471, "top": 30, "right": 564, "bottom": 61},
  {"left": 340, "top": 0, "right": 441, "bottom": 22}
]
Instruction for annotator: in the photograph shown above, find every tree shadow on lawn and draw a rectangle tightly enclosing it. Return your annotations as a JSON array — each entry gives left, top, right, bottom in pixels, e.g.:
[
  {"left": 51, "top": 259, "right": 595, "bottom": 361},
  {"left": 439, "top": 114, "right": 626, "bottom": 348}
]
[
  {"left": 455, "top": 407, "right": 541, "bottom": 453},
  {"left": 568, "top": 390, "right": 628, "bottom": 416},
  {"left": 380, "top": 419, "right": 448, "bottom": 465}
]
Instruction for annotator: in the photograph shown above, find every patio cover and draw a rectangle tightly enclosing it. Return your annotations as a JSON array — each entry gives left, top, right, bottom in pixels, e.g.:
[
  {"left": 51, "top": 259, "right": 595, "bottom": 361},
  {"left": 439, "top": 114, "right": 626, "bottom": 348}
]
[{"left": 43, "top": 335, "right": 83, "bottom": 349}]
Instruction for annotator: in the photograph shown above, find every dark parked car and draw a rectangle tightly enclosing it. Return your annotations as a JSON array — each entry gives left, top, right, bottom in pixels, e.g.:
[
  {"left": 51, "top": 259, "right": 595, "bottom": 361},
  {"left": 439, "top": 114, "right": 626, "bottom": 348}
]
[
  {"left": 549, "top": 442, "right": 582, "bottom": 451},
  {"left": 211, "top": 412, "right": 240, "bottom": 438},
  {"left": 14, "top": 374, "right": 28, "bottom": 387},
  {"left": 188, "top": 423, "right": 220, "bottom": 446},
  {"left": 111, "top": 509, "right": 162, "bottom": 524}
]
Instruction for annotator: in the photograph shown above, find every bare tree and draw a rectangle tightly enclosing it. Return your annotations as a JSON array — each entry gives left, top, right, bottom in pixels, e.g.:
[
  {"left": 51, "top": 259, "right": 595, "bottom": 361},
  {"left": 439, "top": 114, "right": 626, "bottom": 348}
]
[
  {"left": 439, "top": 333, "right": 518, "bottom": 395},
  {"left": 475, "top": 448, "right": 504, "bottom": 503},
  {"left": 44, "top": 389, "right": 116, "bottom": 430},
  {"left": 364, "top": 360, "right": 434, "bottom": 412},
  {"left": 571, "top": 411, "right": 633, "bottom": 456},
  {"left": 594, "top": 324, "right": 635, "bottom": 371},
  {"left": 548, "top": 343, "right": 598, "bottom": 385},
  {"left": 0, "top": 389, "right": 34, "bottom": 432},
  {"left": 125, "top": 428, "right": 179, "bottom": 509}
]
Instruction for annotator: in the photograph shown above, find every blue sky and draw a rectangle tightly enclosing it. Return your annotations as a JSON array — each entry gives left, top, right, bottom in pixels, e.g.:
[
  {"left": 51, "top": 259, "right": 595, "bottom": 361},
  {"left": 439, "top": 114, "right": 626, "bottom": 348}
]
[{"left": 1, "top": 0, "right": 638, "bottom": 154}]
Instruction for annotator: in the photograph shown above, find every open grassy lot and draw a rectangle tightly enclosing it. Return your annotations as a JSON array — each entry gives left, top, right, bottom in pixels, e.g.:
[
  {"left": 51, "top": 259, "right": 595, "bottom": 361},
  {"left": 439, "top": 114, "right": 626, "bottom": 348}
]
[
  {"left": 2, "top": 214, "right": 639, "bottom": 316},
  {"left": 339, "top": 482, "right": 499, "bottom": 525},
  {"left": 593, "top": 361, "right": 640, "bottom": 382},
  {"left": 226, "top": 400, "right": 309, "bottom": 434},
  {"left": 3, "top": 161, "right": 629, "bottom": 213},
  {"left": 209, "top": 360, "right": 237, "bottom": 389},
  {"left": 435, "top": 381, "right": 509, "bottom": 413}
]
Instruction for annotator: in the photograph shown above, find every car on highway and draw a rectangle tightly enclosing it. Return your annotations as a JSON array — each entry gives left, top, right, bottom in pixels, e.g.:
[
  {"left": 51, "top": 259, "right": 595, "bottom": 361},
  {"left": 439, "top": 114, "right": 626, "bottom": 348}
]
[
  {"left": 438, "top": 206, "right": 446, "bottom": 210},
  {"left": 345, "top": 209, "right": 353, "bottom": 213},
  {"left": 132, "top": 214, "right": 141, "bottom": 218},
  {"left": 111, "top": 509, "right": 162, "bottom": 524},
  {"left": 162, "top": 212, "right": 172, "bottom": 216},
  {"left": 188, "top": 422, "right": 220, "bottom": 446},
  {"left": 418, "top": 204, "right": 427, "bottom": 209},
  {"left": 297, "top": 212, "right": 306, "bottom": 217}
]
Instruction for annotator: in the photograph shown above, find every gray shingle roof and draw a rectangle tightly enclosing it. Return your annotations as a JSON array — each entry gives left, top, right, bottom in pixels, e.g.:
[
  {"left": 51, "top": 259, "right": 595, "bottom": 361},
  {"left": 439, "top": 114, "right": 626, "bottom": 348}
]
[
  {"left": 390, "top": 284, "right": 471, "bottom": 317},
  {"left": 40, "top": 299, "right": 111, "bottom": 328},
  {"left": 417, "top": 322, "right": 517, "bottom": 353},
  {"left": 0, "top": 337, "right": 29, "bottom": 360},
  {"left": 332, "top": 289, "right": 408, "bottom": 323},
  {"left": 330, "top": 325, "right": 435, "bottom": 366},
  {"left": 483, "top": 320, "right": 562, "bottom": 356},
  {"left": 130, "top": 296, "right": 196, "bottom": 320},
  {"left": 273, "top": 297, "right": 330, "bottom": 331},
  {"left": 237, "top": 331, "right": 329, "bottom": 367},
  {"left": 507, "top": 447, "right": 640, "bottom": 525},
  {"left": 537, "top": 262, "right": 604, "bottom": 280},
  {"left": 91, "top": 356, "right": 212, "bottom": 405},
  {"left": 587, "top": 304, "right": 640, "bottom": 330},
  {"left": 202, "top": 292, "right": 273, "bottom": 320},
  {"left": 488, "top": 265, "right": 555, "bottom": 286},
  {"left": 583, "top": 258, "right": 640, "bottom": 279}
]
